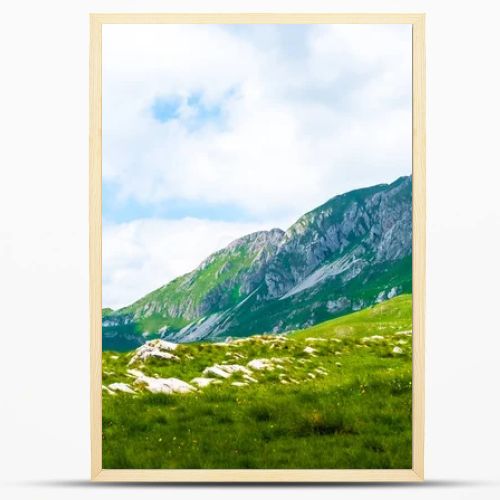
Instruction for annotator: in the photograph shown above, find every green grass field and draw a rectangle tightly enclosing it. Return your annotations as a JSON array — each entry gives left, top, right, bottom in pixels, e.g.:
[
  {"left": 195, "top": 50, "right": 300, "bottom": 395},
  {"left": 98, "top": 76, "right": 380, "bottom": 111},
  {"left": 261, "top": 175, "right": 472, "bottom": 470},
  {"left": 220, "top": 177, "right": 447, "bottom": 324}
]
[{"left": 102, "top": 294, "right": 413, "bottom": 469}]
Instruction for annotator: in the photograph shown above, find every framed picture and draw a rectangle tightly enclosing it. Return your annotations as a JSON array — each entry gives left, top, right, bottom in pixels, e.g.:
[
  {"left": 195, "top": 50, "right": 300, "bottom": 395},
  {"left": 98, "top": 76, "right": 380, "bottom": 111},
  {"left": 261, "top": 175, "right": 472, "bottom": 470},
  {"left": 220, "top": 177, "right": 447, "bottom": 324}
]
[{"left": 90, "top": 13, "right": 425, "bottom": 482}]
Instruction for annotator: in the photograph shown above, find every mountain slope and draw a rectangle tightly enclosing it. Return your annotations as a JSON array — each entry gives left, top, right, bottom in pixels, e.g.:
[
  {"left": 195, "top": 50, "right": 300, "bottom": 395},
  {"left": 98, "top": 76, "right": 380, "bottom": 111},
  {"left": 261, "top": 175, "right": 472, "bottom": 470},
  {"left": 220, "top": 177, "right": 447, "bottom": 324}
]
[{"left": 103, "top": 175, "right": 412, "bottom": 350}]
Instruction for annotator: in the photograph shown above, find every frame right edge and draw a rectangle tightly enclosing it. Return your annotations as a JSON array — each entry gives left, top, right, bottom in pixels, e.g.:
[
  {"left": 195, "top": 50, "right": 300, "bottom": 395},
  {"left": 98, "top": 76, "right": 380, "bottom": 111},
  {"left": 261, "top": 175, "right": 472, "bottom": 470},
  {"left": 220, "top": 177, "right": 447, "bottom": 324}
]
[{"left": 411, "top": 13, "right": 426, "bottom": 481}]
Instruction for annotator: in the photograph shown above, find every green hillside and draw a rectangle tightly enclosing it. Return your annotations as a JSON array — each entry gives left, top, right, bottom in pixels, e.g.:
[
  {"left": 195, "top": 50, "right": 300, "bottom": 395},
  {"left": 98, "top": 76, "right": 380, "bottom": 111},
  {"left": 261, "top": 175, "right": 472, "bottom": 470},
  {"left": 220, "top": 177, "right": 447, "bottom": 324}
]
[
  {"left": 102, "top": 295, "right": 413, "bottom": 469},
  {"left": 292, "top": 293, "right": 412, "bottom": 340}
]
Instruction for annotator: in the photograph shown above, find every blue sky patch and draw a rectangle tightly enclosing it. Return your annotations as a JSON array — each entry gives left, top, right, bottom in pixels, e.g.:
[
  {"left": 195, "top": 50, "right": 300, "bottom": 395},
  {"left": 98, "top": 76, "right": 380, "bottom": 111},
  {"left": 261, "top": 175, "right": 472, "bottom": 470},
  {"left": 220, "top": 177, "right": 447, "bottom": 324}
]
[
  {"left": 151, "top": 90, "right": 234, "bottom": 130},
  {"left": 103, "top": 182, "right": 253, "bottom": 224},
  {"left": 186, "top": 92, "right": 223, "bottom": 129},
  {"left": 151, "top": 96, "right": 182, "bottom": 122}
]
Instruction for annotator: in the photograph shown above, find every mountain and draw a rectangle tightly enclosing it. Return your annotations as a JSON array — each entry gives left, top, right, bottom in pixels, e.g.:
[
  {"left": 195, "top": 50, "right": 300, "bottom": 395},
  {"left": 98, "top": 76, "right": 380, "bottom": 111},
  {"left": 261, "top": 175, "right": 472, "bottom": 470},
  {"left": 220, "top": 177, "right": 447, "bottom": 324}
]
[{"left": 103, "top": 175, "right": 412, "bottom": 350}]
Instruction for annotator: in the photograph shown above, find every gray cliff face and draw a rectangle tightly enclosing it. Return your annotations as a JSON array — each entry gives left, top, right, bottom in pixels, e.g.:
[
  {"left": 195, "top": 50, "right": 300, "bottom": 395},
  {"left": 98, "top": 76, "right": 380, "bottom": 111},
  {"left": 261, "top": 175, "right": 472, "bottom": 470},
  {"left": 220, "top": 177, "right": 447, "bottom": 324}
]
[
  {"left": 263, "top": 176, "right": 412, "bottom": 299},
  {"left": 127, "top": 228, "right": 286, "bottom": 322},
  {"left": 191, "top": 228, "right": 286, "bottom": 317}
]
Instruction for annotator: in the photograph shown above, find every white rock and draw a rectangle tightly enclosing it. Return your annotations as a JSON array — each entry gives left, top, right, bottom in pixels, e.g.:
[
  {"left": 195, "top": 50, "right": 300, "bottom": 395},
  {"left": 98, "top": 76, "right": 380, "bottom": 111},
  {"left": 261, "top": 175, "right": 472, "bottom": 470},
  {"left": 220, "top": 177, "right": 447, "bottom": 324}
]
[
  {"left": 161, "top": 342, "right": 178, "bottom": 352},
  {"left": 361, "top": 335, "right": 385, "bottom": 344},
  {"left": 191, "top": 377, "right": 220, "bottom": 388},
  {"left": 247, "top": 359, "right": 274, "bottom": 371},
  {"left": 202, "top": 365, "right": 231, "bottom": 379},
  {"left": 231, "top": 382, "right": 248, "bottom": 387},
  {"left": 202, "top": 363, "right": 252, "bottom": 378},
  {"left": 314, "top": 368, "right": 328, "bottom": 376},
  {"left": 395, "top": 330, "right": 412, "bottom": 336},
  {"left": 151, "top": 351, "right": 179, "bottom": 361},
  {"left": 128, "top": 339, "right": 180, "bottom": 365},
  {"left": 141, "top": 377, "right": 174, "bottom": 394},
  {"left": 303, "top": 346, "right": 316, "bottom": 355},
  {"left": 159, "top": 377, "right": 196, "bottom": 394},
  {"left": 271, "top": 357, "right": 291, "bottom": 364},
  {"left": 227, "top": 352, "right": 245, "bottom": 360},
  {"left": 147, "top": 339, "right": 178, "bottom": 351},
  {"left": 102, "top": 385, "right": 116, "bottom": 395},
  {"left": 392, "top": 346, "right": 404, "bottom": 354},
  {"left": 108, "top": 382, "right": 136, "bottom": 394},
  {"left": 132, "top": 372, "right": 195, "bottom": 394},
  {"left": 220, "top": 364, "right": 253, "bottom": 375},
  {"left": 243, "top": 374, "right": 258, "bottom": 383},
  {"left": 135, "top": 377, "right": 173, "bottom": 394}
]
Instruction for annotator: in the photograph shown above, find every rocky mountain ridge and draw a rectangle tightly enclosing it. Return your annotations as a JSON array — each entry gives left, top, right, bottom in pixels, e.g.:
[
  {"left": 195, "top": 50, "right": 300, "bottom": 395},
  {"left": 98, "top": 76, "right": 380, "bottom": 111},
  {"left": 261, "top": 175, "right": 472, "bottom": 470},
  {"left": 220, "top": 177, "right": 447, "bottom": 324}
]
[{"left": 103, "top": 175, "right": 412, "bottom": 350}]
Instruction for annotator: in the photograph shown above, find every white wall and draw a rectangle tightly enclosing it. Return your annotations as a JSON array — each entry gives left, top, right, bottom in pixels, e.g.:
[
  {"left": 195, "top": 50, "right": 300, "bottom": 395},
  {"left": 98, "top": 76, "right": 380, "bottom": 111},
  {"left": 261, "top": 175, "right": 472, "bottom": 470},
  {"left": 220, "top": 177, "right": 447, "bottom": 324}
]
[{"left": 1, "top": 1, "right": 499, "bottom": 499}]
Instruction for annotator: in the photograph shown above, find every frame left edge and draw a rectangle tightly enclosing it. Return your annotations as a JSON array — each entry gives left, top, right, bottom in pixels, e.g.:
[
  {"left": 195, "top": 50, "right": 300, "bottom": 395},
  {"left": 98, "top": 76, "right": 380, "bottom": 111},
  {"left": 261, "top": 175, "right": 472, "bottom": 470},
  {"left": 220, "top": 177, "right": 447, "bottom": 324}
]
[{"left": 90, "top": 13, "right": 103, "bottom": 480}]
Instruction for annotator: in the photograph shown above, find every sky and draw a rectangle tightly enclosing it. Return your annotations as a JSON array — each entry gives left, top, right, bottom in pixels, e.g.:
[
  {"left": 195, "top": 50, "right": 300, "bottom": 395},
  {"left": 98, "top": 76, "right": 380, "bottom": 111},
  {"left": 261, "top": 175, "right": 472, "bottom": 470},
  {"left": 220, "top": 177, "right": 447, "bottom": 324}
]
[{"left": 102, "top": 23, "right": 412, "bottom": 309}]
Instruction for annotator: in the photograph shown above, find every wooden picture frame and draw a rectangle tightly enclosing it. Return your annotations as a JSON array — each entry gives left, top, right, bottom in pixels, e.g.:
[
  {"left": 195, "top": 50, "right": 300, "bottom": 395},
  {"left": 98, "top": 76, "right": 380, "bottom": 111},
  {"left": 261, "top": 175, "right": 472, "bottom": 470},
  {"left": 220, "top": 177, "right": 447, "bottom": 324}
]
[{"left": 90, "top": 13, "right": 425, "bottom": 482}]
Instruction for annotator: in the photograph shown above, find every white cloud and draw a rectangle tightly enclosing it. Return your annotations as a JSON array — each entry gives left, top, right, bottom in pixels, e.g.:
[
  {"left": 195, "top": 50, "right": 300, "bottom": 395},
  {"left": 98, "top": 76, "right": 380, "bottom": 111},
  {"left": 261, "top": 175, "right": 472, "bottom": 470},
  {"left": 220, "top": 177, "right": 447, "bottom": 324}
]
[{"left": 103, "top": 217, "right": 288, "bottom": 309}]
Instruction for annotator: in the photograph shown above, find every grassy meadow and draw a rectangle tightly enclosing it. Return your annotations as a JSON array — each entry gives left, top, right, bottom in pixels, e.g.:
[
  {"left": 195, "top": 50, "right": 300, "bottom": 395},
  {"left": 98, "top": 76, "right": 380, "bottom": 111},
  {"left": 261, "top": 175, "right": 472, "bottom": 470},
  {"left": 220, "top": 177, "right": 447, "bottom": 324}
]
[{"left": 102, "top": 294, "right": 413, "bottom": 469}]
